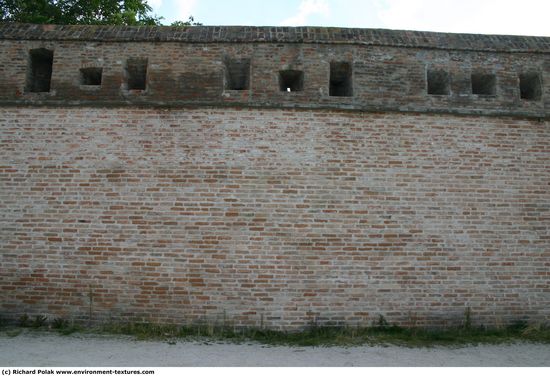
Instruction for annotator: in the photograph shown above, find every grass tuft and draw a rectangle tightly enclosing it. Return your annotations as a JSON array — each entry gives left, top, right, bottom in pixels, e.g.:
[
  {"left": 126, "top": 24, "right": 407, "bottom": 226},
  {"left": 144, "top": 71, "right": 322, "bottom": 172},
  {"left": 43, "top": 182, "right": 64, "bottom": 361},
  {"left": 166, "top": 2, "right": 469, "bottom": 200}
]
[
  {"left": 89, "top": 321, "right": 550, "bottom": 347},
  {"left": 18, "top": 314, "right": 48, "bottom": 328},
  {"left": 51, "top": 317, "right": 80, "bottom": 335},
  {"left": 2, "top": 315, "right": 549, "bottom": 347}
]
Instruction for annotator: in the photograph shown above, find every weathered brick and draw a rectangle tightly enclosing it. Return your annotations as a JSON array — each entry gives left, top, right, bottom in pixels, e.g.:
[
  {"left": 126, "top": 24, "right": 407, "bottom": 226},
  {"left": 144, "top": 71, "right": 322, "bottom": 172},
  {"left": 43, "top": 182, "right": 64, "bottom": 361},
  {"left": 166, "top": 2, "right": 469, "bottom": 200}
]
[{"left": 0, "top": 25, "right": 549, "bottom": 330}]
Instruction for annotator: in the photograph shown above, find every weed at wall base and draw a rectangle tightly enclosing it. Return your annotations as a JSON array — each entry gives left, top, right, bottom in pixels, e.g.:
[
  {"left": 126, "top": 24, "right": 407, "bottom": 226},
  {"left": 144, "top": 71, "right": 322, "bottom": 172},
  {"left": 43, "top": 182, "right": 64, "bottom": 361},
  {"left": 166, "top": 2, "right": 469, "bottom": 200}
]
[{"left": 2, "top": 315, "right": 549, "bottom": 347}]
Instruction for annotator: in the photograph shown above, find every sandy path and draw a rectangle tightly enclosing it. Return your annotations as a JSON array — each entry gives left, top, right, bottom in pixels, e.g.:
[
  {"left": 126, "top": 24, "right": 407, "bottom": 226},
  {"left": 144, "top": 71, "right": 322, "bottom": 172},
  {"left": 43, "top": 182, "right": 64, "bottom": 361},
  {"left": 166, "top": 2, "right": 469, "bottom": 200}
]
[{"left": 0, "top": 331, "right": 549, "bottom": 367}]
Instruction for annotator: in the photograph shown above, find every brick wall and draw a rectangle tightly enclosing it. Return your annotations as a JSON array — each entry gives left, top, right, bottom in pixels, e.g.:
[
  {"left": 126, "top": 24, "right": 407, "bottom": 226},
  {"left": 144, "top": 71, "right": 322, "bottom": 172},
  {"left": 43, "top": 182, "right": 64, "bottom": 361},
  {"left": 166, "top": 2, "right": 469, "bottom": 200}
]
[
  {"left": 0, "top": 24, "right": 548, "bottom": 118},
  {"left": 1, "top": 107, "right": 548, "bottom": 329}
]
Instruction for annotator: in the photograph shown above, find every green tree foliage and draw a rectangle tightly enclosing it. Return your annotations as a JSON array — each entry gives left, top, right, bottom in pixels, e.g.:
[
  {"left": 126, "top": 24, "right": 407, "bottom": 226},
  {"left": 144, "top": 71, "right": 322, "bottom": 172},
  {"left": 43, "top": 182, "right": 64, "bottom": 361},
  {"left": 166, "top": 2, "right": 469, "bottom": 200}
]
[
  {"left": 0, "top": 0, "right": 162, "bottom": 25},
  {"left": 171, "top": 16, "right": 202, "bottom": 27}
]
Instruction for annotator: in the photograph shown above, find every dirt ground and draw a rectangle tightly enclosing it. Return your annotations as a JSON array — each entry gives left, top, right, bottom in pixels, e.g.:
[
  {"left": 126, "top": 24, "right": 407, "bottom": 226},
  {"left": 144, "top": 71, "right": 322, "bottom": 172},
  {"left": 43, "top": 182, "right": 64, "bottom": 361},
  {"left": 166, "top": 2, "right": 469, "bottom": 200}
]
[{"left": 1, "top": 331, "right": 549, "bottom": 367}]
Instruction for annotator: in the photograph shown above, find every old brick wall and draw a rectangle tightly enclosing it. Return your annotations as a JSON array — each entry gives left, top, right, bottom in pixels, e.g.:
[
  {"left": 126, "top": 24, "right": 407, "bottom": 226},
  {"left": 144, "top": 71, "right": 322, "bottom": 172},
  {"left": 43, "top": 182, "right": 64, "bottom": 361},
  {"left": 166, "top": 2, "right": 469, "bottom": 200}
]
[
  {"left": 0, "top": 25, "right": 548, "bottom": 118},
  {"left": 0, "top": 24, "right": 549, "bottom": 329},
  {"left": 1, "top": 107, "right": 548, "bottom": 328}
]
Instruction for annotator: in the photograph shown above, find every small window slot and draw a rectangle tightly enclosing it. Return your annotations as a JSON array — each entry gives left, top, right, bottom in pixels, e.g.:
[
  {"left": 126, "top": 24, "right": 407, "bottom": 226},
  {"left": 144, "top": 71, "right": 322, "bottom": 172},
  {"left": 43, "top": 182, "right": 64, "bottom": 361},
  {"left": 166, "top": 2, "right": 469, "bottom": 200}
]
[
  {"left": 471, "top": 73, "right": 496, "bottom": 96},
  {"left": 279, "top": 70, "right": 303, "bottom": 92},
  {"left": 427, "top": 69, "right": 450, "bottom": 95},
  {"left": 519, "top": 72, "right": 541, "bottom": 101},
  {"left": 26, "top": 48, "right": 54, "bottom": 93},
  {"left": 225, "top": 58, "right": 250, "bottom": 90},
  {"left": 330, "top": 61, "right": 352, "bottom": 97},
  {"left": 126, "top": 58, "right": 147, "bottom": 91},
  {"left": 80, "top": 67, "right": 103, "bottom": 86}
]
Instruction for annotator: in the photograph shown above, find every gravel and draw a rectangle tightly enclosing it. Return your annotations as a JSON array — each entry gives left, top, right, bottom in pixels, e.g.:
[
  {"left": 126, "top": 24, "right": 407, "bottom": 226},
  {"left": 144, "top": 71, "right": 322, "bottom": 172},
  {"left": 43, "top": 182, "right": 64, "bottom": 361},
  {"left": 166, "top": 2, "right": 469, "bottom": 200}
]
[{"left": 1, "top": 331, "right": 549, "bottom": 367}]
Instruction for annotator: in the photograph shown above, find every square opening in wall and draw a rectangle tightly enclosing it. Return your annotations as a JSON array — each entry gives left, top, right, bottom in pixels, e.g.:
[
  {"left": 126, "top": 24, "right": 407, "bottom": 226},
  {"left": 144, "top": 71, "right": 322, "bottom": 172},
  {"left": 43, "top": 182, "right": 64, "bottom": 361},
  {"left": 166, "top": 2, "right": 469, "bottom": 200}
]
[
  {"left": 126, "top": 58, "right": 147, "bottom": 91},
  {"left": 225, "top": 58, "right": 250, "bottom": 90},
  {"left": 26, "top": 48, "right": 54, "bottom": 93},
  {"left": 330, "top": 61, "right": 352, "bottom": 97},
  {"left": 80, "top": 67, "right": 103, "bottom": 86},
  {"left": 519, "top": 72, "right": 541, "bottom": 100},
  {"left": 471, "top": 73, "right": 496, "bottom": 95},
  {"left": 427, "top": 69, "right": 449, "bottom": 95},
  {"left": 279, "top": 70, "right": 303, "bottom": 92}
]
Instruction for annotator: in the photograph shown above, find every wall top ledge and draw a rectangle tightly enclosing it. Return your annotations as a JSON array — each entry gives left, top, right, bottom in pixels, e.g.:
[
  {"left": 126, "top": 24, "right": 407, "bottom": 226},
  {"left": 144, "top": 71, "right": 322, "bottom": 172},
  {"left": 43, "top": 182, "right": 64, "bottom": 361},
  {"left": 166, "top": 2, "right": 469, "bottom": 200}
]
[{"left": 1, "top": 23, "right": 549, "bottom": 53}]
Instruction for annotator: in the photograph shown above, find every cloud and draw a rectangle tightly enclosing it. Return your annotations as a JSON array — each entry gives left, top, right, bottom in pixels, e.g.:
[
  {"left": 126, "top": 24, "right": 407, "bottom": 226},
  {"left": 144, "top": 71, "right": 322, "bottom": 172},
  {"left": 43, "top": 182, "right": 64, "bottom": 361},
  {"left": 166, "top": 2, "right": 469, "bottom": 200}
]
[
  {"left": 374, "top": 0, "right": 550, "bottom": 36},
  {"left": 147, "top": 0, "right": 163, "bottom": 9},
  {"left": 280, "top": 0, "right": 330, "bottom": 26},
  {"left": 173, "top": 0, "right": 198, "bottom": 22}
]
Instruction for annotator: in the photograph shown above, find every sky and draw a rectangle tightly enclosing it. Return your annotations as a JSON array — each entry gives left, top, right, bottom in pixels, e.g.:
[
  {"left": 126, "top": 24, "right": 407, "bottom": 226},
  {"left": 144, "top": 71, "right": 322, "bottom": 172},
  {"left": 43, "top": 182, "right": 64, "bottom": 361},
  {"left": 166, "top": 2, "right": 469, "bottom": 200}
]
[{"left": 146, "top": 0, "right": 550, "bottom": 36}]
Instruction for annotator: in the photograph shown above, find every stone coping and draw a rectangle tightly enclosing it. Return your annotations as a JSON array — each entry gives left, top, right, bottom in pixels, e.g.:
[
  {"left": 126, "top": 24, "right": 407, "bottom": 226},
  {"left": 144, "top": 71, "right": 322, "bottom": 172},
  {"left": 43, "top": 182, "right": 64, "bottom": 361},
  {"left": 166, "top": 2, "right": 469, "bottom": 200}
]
[{"left": 1, "top": 23, "right": 549, "bottom": 53}]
